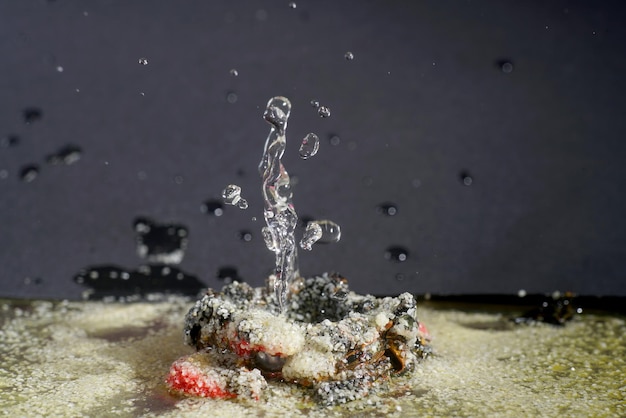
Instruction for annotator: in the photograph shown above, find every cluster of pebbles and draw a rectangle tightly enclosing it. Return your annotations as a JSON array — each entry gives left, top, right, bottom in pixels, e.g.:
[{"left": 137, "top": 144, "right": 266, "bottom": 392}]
[{"left": 167, "top": 273, "right": 431, "bottom": 405}]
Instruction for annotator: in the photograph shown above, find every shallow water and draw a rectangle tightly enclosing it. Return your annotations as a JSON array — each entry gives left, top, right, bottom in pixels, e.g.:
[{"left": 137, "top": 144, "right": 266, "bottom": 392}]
[{"left": 0, "top": 297, "right": 624, "bottom": 417}]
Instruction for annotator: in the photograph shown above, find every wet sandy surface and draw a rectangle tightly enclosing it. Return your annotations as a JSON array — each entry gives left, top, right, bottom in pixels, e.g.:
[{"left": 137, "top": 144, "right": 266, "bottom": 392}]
[{"left": 1, "top": 297, "right": 624, "bottom": 417}]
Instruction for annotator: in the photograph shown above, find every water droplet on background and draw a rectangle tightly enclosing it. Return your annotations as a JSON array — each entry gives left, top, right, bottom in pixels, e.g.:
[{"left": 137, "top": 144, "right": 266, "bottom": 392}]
[
  {"left": 459, "top": 171, "right": 473, "bottom": 186},
  {"left": 299, "top": 222, "right": 322, "bottom": 250},
  {"left": 20, "top": 164, "right": 39, "bottom": 182},
  {"left": 238, "top": 230, "right": 253, "bottom": 242},
  {"left": 133, "top": 217, "right": 188, "bottom": 265},
  {"left": 23, "top": 107, "right": 43, "bottom": 124},
  {"left": 46, "top": 144, "right": 82, "bottom": 165},
  {"left": 299, "top": 133, "right": 319, "bottom": 159},
  {"left": 344, "top": 51, "right": 354, "bottom": 60},
  {"left": 0, "top": 135, "right": 19, "bottom": 148},
  {"left": 310, "top": 220, "right": 341, "bottom": 244},
  {"left": 385, "top": 246, "right": 409, "bottom": 262},
  {"left": 229, "top": 68, "right": 239, "bottom": 77},
  {"left": 318, "top": 106, "right": 331, "bottom": 118},
  {"left": 226, "top": 91, "right": 238, "bottom": 104},
  {"left": 138, "top": 58, "right": 148, "bottom": 65},
  {"left": 310, "top": 100, "right": 320, "bottom": 108},
  {"left": 377, "top": 202, "right": 398, "bottom": 216},
  {"left": 328, "top": 134, "right": 341, "bottom": 146},
  {"left": 201, "top": 199, "right": 224, "bottom": 216}
]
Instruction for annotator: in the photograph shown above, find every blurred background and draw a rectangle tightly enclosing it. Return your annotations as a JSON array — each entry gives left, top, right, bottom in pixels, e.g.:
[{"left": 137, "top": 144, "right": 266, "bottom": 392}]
[{"left": 1, "top": 0, "right": 625, "bottom": 300}]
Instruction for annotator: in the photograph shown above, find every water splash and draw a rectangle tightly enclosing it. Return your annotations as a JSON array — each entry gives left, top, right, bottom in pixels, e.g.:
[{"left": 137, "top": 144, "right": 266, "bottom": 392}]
[
  {"left": 311, "top": 220, "right": 341, "bottom": 243},
  {"left": 299, "top": 222, "right": 322, "bottom": 250},
  {"left": 222, "top": 184, "right": 248, "bottom": 209},
  {"left": 259, "top": 96, "right": 299, "bottom": 311},
  {"left": 318, "top": 106, "right": 331, "bottom": 118}
]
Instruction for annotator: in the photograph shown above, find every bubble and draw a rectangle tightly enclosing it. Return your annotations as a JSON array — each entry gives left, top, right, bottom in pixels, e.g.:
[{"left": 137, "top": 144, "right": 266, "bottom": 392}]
[
  {"left": 310, "top": 100, "right": 320, "bottom": 108},
  {"left": 226, "top": 91, "right": 238, "bottom": 104},
  {"left": 299, "top": 133, "right": 320, "bottom": 159},
  {"left": 138, "top": 58, "right": 148, "bottom": 65},
  {"left": 20, "top": 164, "right": 39, "bottom": 182},
  {"left": 385, "top": 246, "right": 409, "bottom": 262},
  {"left": 23, "top": 107, "right": 43, "bottom": 124},
  {"left": 318, "top": 106, "right": 331, "bottom": 118},
  {"left": 288, "top": 2, "right": 297, "bottom": 8},
  {"left": 344, "top": 51, "right": 354, "bottom": 60},
  {"left": 239, "top": 230, "right": 253, "bottom": 242},
  {"left": 299, "top": 222, "right": 322, "bottom": 250},
  {"left": 229, "top": 68, "right": 239, "bottom": 77},
  {"left": 328, "top": 134, "right": 341, "bottom": 146},
  {"left": 377, "top": 202, "right": 398, "bottom": 216},
  {"left": 310, "top": 220, "right": 341, "bottom": 243}
]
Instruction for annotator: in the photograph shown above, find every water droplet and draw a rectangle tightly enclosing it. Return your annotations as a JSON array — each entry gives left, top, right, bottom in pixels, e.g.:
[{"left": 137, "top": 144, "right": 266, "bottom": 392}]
[
  {"left": 133, "top": 216, "right": 188, "bottom": 265},
  {"left": 23, "top": 107, "right": 43, "bottom": 124},
  {"left": 236, "top": 198, "right": 249, "bottom": 209},
  {"left": 495, "top": 59, "right": 514, "bottom": 74},
  {"left": 344, "top": 51, "right": 354, "bottom": 60},
  {"left": 239, "top": 230, "right": 253, "bottom": 242},
  {"left": 299, "top": 222, "right": 322, "bottom": 250},
  {"left": 261, "top": 226, "right": 277, "bottom": 251},
  {"left": 229, "top": 68, "right": 239, "bottom": 77},
  {"left": 226, "top": 91, "right": 238, "bottom": 104},
  {"left": 138, "top": 57, "right": 148, "bottom": 65},
  {"left": 459, "top": 171, "right": 473, "bottom": 186},
  {"left": 299, "top": 133, "right": 319, "bottom": 159},
  {"left": 310, "top": 100, "right": 320, "bottom": 108},
  {"left": 56, "top": 66, "right": 64, "bottom": 73},
  {"left": 288, "top": 2, "right": 297, "bottom": 9},
  {"left": 377, "top": 202, "right": 398, "bottom": 216},
  {"left": 0, "top": 134, "right": 19, "bottom": 148},
  {"left": 201, "top": 200, "right": 224, "bottom": 216},
  {"left": 310, "top": 220, "right": 341, "bottom": 243},
  {"left": 385, "top": 246, "right": 409, "bottom": 262},
  {"left": 0, "top": 169, "right": 8, "bottom": 180},
  {"left": 318, "top": 106, "right": 331, "bottom": 118},
  {"left": 20, "top": 164, "right": 39, "bottom": 182},
  {"left": 222, "top": 184, "right": 248, "bottom": 208},
  {"left": 328, "top": 134, "right": 341, "bottom": 146},
  {"left": 518, "top": 289, "right": 527, "bottom": 298},
  {"left": 45, "top": 144, "right": 82, "bottom": 165}
]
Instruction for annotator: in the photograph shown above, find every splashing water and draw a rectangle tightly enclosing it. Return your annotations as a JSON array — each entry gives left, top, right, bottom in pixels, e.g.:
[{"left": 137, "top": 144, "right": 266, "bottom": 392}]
[
  {"left": 259, "top": 97, "right": 299, "bottom": 311},
  {"left": 311, "top": 219, "right": 341, "bottom": 243},
  {"left": 299, "top": 222, "right": 322, "bottom": 250},
  {"left": 222, "top": 184, "right": 249, "bottom": 209},
  {"left": 299, "top": 133, "right": 319, "bottom": 159}
]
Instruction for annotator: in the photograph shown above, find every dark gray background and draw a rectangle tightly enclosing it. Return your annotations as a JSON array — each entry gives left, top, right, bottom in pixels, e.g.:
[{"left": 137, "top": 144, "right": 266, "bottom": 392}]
[{"left": 1, "top": 0, "right": 625, "bottom": 300}]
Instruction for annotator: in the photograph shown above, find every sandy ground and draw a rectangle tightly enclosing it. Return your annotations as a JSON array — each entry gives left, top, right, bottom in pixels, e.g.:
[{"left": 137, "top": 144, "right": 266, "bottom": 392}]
[{"left": 0, "top": 297, "right": 624, "bottom": 417}]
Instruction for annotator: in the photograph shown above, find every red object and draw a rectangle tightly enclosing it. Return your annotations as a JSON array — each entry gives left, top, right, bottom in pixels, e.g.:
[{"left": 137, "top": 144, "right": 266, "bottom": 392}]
[{"left": 167, "top": 357, "right": 236, "bottom": 399}]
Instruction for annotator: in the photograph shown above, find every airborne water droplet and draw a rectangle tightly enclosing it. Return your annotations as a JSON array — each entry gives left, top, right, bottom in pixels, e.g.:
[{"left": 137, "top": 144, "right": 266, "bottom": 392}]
[
  {"left": 318, "top": 106, "right": 331, "bottom": 118},
  {"left": 138, "top": 58, "right": 148, "bottom": 65},
  {"left": 385, "top": 246, "right": 409, "bottom": 262},
  {"left": 310, "top": 220, "right": 341, "bottom": 243},
  {"left": 299, "top": 222, "right": 322, "bottom": 250},
  {"left": 344, "top": 51, "right": 354, "bottom": 60},
  {"left": 229, "top": 68, "right": 239, "bottom": 77},
  {"left": 310, "top": 100, "right": 320, "bottom": 108},
  {"left": 288, "top": 2, "right": 297, "bottom": 9},
  {"left": 238, "top": 230, "right": 253, "bottom": 242},
  {"left": 299, "top": 133, "right": 319, "bottom": 159},
  {"left": 236, "top": 198, "right": 249, "bottom": 209},
  {"left": 222, "top": 184, "right": 243, "bottom": 205}
]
